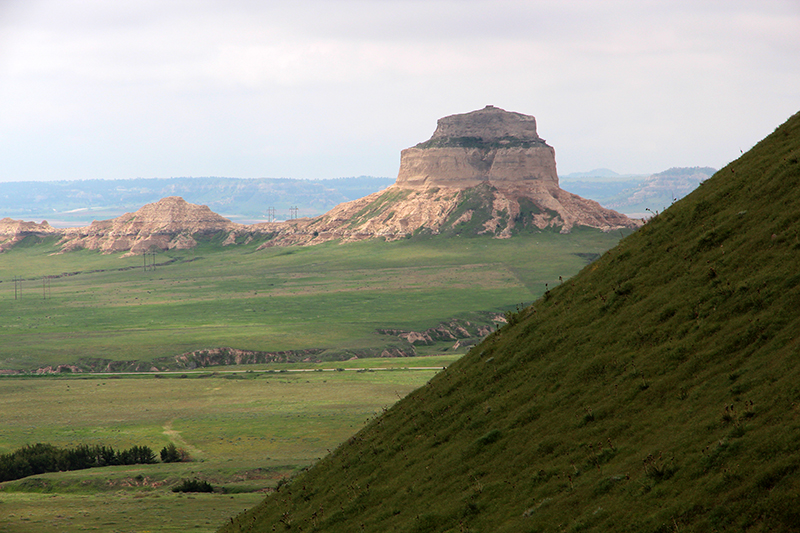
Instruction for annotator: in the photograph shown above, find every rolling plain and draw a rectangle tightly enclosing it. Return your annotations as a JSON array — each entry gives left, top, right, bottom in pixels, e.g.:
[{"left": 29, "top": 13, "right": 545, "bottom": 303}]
[
  {"left": 0, "top": 228, "right": 627, "bottom": 532},
  {"left": 0, "top": 229, "right": 628, "bottom": 371}
]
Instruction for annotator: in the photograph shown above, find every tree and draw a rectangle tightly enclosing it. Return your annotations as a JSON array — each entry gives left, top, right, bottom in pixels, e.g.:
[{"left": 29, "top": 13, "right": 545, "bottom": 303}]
[{"left": 160, "top": 443, "right": 188, "bottom": 463}]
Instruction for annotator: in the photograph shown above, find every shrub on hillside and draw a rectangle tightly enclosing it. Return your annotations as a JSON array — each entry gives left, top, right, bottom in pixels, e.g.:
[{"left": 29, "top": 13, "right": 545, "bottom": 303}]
[
  {"left": 160, "top": 443, "right": 190, "bottom": 463},
  {"left": 172, "top": 478, "right": 214, "bottom": 493}
]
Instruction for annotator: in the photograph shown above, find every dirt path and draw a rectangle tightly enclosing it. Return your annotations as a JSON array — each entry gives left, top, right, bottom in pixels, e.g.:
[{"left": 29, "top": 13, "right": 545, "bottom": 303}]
[{"left": 162, "top": 420, "right": 204, "bottom": 458}]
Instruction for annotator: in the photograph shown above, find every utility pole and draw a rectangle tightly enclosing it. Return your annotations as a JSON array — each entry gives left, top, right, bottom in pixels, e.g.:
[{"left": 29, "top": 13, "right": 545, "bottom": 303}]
[
  {"left": 41, "top": 276, "right": 52, "bottom": 299},
  {"left": 267, "top": 207, "right": 275, "bottom": 223},
  {"left": 13, "top": 276, "right": 23, "bottom": 300},
  {"left": 143, "top": 251, "right": 156, "bottom": 271},
  {"left": 290, "top": 206, "right": 299, "bottom": 220}
]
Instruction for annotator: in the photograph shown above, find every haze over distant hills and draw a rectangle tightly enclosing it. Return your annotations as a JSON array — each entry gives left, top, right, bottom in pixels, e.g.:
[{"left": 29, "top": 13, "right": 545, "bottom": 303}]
[
  {"left": 561, "top": 167, "right": 716, "bottom": 217},
  {"left": 0, "top": 167, "right": 712, "bottom": 231},
  {"left": 0, "top": 106, "right": 642, "bottom": 255},
  {"left": 0, "top": 176, "right": 394, "bottom": 227}
]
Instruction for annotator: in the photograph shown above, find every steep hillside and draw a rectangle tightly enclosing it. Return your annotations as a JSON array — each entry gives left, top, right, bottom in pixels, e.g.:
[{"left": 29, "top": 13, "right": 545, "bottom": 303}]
[{"left": 221, "top": 112, "right": 800, "bottom": 533}]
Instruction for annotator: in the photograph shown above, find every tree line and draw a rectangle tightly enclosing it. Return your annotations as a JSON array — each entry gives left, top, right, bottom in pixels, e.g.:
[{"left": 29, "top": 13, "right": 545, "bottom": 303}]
[{"left": 0, "top": 442, "right": 188, "bottom": 483}]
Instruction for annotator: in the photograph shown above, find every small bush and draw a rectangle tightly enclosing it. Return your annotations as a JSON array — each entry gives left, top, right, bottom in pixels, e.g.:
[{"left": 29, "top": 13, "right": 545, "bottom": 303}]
[
  {"left": 160, "top": 443, "right": 189, "bottom": 463},
  {"left": 172, "top": 478, "right": 214, "bottom": 493},
  {"left": 475, "top": 429, "right": 502, "bottom": 447}
]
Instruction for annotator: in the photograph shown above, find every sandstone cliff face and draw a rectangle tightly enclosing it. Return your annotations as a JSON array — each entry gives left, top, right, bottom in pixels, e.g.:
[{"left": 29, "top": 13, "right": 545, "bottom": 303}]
[
  {"left": 396, "top": 105, "right": 558, "bottom": 190},
  {"left": 260, "top": 106, "right": 639, "bottom": 247},
  {"left": 390, "top": 105, "right": 637, "bottom": 234},
  {"left": 59, "top": 196, "right": 243, "bottom": 254},
  {"left": 0, "top": 107, "right": 640, "bottom": 253},
  {"left": 0, "top": 218, "right": 58, "bottom": 252}
]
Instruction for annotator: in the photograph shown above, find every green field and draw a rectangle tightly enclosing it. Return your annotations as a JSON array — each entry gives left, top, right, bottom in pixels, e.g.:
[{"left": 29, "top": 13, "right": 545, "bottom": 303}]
[
  {"left": 0, "top": 227, "right": 627, "bottom": 531},
  {"left": 0, "top": 365, "right": 445, "bottom": 532},
  {"left": 0, "top": 230, "right": 627, "bottom": 371}
]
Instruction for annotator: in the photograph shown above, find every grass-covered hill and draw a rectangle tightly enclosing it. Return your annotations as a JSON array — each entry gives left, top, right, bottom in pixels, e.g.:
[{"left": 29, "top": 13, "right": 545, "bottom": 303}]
[{"left": 221, "top": 111, "right": 800, "bottom": 533}]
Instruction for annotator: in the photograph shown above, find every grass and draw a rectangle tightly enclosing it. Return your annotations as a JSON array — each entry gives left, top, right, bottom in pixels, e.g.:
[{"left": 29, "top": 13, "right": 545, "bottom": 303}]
[
  {"left": 0, "top": 368, "right": 440, "bottom": 532},
  {"left": 218, "top": 112, "right": 800, "bottom": 532},
  {"left": 0, "top": 229, "right": 625, "bottom": 371}
]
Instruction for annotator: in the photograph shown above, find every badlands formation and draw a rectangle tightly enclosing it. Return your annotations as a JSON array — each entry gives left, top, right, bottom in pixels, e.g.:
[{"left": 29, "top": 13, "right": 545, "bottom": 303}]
[
  {"left": 275, "top": 105, "right": 640, "bottom": 245},
  {"left": 0, "top": 107, "right": 640, "bottom": 253},
  {"left": 59, "top": 196, "right": 241, "bottom": 254}
]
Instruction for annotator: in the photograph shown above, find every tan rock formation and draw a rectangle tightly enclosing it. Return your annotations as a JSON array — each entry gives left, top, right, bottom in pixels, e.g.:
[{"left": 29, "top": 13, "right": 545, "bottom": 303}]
[
  {"left": 0, "top": 217, "right": 58, "bottom": 252},
  {"left": 0, "top": 107, "right": 641, "bottom": 253},
  {"left": 390, "top": 105, "right": 637, "bottom": 234},
  {"left": 59, "top": 196, "right": 242, "bottom": 254},
  {"left": 396, "top": 105, "right": 558, "bottom": 189},
  {"left": 261, "top": 106, "right": 640, "bottom": 246}
]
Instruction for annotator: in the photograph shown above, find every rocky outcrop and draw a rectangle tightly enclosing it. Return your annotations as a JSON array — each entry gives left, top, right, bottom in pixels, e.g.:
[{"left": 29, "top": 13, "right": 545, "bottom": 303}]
[
  {"left": 59, "top": 196, "right": 243, "bottom": 254},
  {"left": 0, "top": 218, "right": 58, "bottom": 252},
  {"left": 376, "top": 316, "right": 502, "bottom": 347},
  {"left": 259, "top": 106, "right": 640, "bottom": 246},
  {"left": 391, "top": 105, "right": 638, "bottom": 234},
  {"left": 396, "top": 105, "right": 558, "bottom": 189},
  {"left": 0, "top": 107, "right": 641, "bottom": 253}
]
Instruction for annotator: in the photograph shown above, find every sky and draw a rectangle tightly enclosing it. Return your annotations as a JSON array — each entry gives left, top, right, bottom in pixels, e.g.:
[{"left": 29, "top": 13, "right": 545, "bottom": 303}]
[{"left": 0, "top": 0, "right": 798, "bottom": 182}]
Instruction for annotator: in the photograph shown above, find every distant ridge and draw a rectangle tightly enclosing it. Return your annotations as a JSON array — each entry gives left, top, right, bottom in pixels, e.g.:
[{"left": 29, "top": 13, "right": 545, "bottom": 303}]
[
  {"left": 0, "top": 176, "right": 394, "bottom": 227},
  {"left": 562, "top": 167, "right": 717, "bottom": 217},
  {"left": 0, "top": 107, "right": 640, "bottom": 254},
  {"left": 562, "top": 168, "right": 622, "bottom": 179},
  {"left": 221, "top": 112, "right": 800, "bottom": 532}
]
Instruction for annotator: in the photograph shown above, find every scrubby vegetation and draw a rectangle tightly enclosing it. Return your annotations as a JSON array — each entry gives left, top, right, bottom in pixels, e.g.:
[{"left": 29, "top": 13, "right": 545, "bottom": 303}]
[
  {"left": 173, "top": 478, "right": 215, "bottom": 493},
  {"left": 160, "top": 442, "right": 191, "bottom": 463},
  {"left": 0, "top": 443, "right": 157, "bottom": 482},
  {"left": 220, "top": 112, "right": 800, "bottom": 532},
  {"left": 415, "top": 135, "right": 546, "bottom": 150}
]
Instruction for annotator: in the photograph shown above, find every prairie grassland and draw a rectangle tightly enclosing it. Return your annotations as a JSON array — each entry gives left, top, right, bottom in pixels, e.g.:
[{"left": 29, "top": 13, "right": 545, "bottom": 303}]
[
  {"left": 0, "top": 230, "right": 626, "bottom": 370},
  {"left": 0, "top": 368, "right": 440, "bottom": 532}
]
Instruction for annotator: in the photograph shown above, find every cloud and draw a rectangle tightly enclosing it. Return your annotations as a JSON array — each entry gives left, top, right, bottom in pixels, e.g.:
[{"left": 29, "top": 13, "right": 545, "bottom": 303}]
[{"left": 0, "top": 0, "right": 798, "bottom": 181}]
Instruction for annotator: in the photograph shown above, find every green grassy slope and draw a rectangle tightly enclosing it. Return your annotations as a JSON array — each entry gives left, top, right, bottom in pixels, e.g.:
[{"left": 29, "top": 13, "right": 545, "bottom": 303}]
[
  {"left": 0, "top": 228, "right": 624, "bottom": 371},
  {"left": 0, "top": 368, "right": 439, "bottom": 533},
  {"left": 221, "top": 112, "right": 800, "bottom": 533}
]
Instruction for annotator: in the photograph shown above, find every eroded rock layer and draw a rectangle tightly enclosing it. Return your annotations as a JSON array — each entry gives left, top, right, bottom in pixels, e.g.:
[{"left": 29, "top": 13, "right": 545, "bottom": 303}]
[
  {"left": 0, "top": 107, "right": 641, "bottom": 253},
  {"left": 260, "top": 106, "right": 640, "bottom": 246},
  {"left": 0, "top": 218, "right": 58, "bottom": 252},
  {"left": 59, "top": 196, "right": 243, "bottom": 254},
  {"left": 396, "top": 105, "right": 558, "bottom": 189}
]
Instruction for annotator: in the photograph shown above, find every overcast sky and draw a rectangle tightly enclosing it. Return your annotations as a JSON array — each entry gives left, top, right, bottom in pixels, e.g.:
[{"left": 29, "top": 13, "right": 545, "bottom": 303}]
[{"left": 0, "top": 0, "right": 797, "bottom": 182}]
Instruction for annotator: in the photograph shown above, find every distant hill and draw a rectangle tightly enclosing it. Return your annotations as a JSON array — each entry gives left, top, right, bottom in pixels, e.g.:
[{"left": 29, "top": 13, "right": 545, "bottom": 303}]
[
  {"left": 561, "top": 168, "right": 623, "bottom": 179},
  {"left": 561, "top": 167, "right": 716, "bottom": 217},
  {"left": 0, "top": 176, "right": 394, "bottom": 227},
  {"left": 221, "top": 112, "right": 800, "bottom": 533},
  {"left": 0, "top": 108, "right": 640, "bottom": 254}
]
